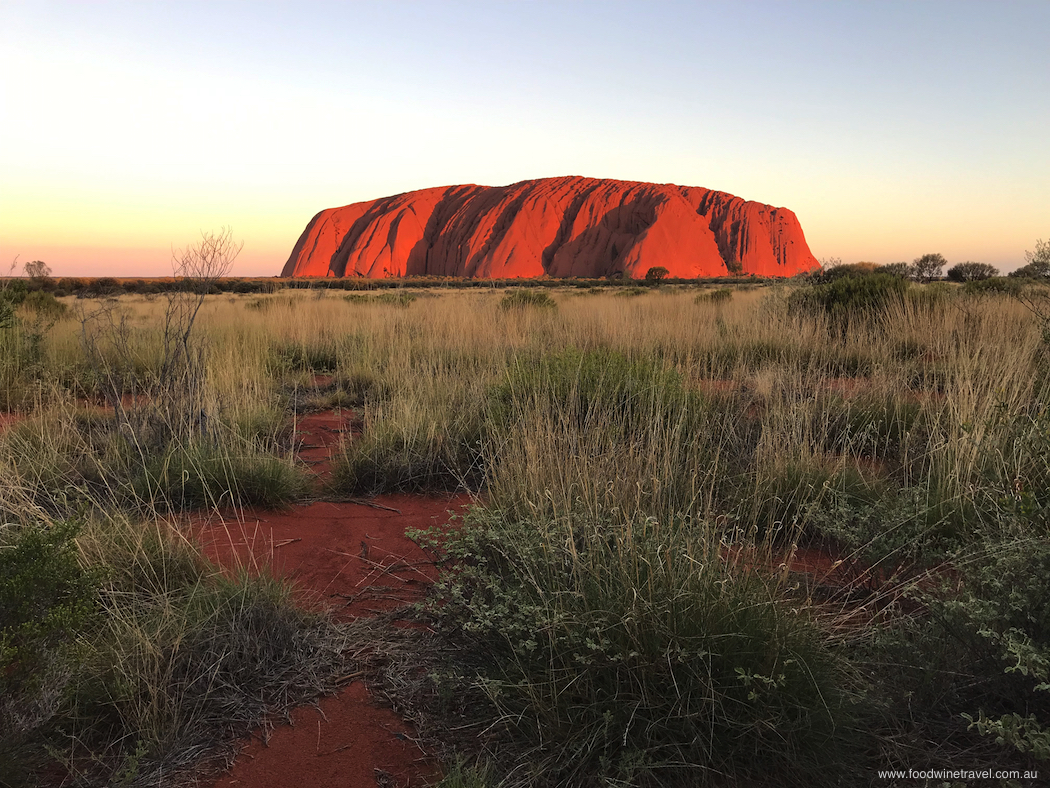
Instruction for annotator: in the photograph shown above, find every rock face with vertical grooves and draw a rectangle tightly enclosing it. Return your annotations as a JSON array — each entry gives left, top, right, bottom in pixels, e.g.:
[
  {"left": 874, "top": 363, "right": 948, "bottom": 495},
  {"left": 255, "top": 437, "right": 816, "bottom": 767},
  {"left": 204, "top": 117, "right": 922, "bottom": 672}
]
[{"left": 281, "top": 176, "right": 820, "bottom": 279}]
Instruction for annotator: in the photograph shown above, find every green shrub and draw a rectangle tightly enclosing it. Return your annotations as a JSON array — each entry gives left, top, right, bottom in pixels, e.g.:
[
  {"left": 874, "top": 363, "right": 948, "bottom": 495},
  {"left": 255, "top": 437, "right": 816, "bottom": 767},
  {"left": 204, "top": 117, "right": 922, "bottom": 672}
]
[
  {"left": 0, "top": 298, "right": 14, "bottom": 331},
  {"left": 0, "top": 520, "right": 100, "bottom": 697},
  {"left": 0, "top": 520, "right": 101, "bottom": 786},
  {"left": 373, "top": 290, "right": 417, "bottom": 306},
  {"left": 812, "top": 262, "right": 879, "bottom": 283},
  {"left": 414, "top": 509, "right": 858, "bottom": 786},
  {"left": 344, "top": 291, "right": 417, "bottom": 306},
  {"left": 498, "top": 289, "right": 556, "bottom": 311},
  {"left": 20, "top": 290, "right": 67, "bottom": 320},
  {"left": 1010, "top": 239, "right": 1050, "bottom": 280},
  {"left": 875, "top": 262, "right": 910, "bottom": 278},
  {"left": 964, "top": 276, "right": 1025, "bottom": 296}
]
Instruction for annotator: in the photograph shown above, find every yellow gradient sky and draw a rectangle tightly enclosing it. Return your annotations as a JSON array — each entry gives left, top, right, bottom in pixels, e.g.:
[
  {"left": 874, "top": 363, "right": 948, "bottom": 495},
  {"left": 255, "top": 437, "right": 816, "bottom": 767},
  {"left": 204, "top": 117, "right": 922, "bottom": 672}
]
[{"left": 1, "top": 1, "right": 1048, "bottom": 277}]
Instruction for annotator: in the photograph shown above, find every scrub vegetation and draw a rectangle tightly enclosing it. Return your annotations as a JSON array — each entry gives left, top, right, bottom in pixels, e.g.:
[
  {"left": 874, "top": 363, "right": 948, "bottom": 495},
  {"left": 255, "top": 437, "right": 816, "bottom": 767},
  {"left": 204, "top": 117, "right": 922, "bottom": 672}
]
[{"left": 1, "top": 260, "right": 1049, "bottom": 786}]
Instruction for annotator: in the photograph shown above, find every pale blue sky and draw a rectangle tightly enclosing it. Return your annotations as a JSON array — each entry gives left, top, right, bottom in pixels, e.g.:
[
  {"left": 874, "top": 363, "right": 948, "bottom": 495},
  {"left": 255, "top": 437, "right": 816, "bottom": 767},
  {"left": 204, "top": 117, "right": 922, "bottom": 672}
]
[{"left": 1, "top": 0, "right": 1047, "bottom": 275}]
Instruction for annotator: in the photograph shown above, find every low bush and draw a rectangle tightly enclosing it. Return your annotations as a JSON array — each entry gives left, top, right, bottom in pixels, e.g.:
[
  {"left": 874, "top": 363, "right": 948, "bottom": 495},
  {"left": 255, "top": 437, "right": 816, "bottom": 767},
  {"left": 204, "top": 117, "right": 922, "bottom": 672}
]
[
  {"left": 964, "top": 276, "right": 1025, "bottom": 296},
  {"left": 0, "top": 520, "right": 102, "bottom": 786},
  {"left": 20, "top": 290, "right": 67, "bottom": 319},
  {"left": 1, "top": 519, "right": 100, "bottom": 699}
]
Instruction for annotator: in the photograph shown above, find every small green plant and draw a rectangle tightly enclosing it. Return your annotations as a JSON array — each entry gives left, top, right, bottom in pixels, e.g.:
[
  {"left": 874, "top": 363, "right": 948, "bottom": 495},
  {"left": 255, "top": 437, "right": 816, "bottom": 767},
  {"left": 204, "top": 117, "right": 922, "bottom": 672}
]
[
  {"left": 870, "top": 538, "right": 1050, "bottom": 770},
  {"left": 644, "top": 265, "right": 670, "bottom": 283}
]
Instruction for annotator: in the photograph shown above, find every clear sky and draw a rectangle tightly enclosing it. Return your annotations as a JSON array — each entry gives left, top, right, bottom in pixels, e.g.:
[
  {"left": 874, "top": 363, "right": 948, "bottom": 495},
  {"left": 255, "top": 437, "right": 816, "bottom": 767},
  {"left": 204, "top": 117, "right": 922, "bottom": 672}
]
[{"left": 1, "top": 0, "right": 1047, "bottom": 277}]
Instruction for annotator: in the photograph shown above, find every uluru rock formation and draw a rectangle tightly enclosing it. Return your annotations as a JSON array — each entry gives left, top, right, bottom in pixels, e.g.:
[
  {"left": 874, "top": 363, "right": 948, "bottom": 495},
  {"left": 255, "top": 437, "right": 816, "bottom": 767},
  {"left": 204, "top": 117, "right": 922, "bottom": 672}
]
[{"left": 281, "top": 176, "right": 820, "bottom": 279}]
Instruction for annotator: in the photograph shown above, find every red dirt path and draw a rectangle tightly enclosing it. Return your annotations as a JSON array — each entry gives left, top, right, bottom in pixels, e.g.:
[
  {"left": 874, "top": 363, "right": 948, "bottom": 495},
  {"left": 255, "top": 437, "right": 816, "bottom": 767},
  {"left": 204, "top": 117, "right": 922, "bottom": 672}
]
[{"left": 196, "top": 410, "right": 472, "bottom": 788}]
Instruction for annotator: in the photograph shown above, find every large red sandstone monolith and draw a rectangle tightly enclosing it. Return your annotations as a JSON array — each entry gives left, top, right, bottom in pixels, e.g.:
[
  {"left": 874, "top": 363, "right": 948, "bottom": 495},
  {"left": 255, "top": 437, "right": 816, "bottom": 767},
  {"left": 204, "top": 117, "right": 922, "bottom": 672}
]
[{"left": 281, "top": 176, "right": 819, "bottom": 279}]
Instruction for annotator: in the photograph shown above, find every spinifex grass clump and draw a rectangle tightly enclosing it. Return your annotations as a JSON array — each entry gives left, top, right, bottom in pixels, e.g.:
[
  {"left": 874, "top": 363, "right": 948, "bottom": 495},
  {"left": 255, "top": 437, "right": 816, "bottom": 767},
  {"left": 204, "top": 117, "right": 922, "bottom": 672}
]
[
  {"left": 332, "top": 380, "right": 486, "bottom": 494},
  {"left": 414, "top": 508, "right": 858, "bottom": 787},
  {"left": 498, "top": 289, "right": 557, "bottom": 311},
  {"left": 486, "top": 348, "right": 753, "bottom": 522},
  {"left": 695, "top": 286, "right": 733, "bottom": 304},
  {"left": 133, "top": 438, "right": 312, "bottom": 511},
  {"left": 788, "top": 272, "right": 908, "bottom": 333}
]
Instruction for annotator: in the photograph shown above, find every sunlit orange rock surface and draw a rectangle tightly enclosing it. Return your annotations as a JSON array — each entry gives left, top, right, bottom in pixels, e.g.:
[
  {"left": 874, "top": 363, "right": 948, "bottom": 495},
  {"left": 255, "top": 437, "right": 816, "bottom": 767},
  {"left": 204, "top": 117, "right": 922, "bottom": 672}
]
[{"left": 282, "top": 176, "right": 820, "bottom": 279}]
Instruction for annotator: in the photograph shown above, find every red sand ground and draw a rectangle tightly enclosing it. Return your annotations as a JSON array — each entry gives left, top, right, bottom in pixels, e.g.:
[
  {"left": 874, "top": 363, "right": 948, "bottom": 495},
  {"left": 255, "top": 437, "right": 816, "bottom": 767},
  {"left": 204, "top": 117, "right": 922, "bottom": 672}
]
[{"left": 196, "top": 410, "right": 472, "bottom": 788}]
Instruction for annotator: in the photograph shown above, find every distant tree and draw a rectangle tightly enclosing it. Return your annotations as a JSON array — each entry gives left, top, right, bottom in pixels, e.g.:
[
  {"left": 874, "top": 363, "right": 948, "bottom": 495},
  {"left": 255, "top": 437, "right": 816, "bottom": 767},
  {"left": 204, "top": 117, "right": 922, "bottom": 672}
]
[
  {"left": 909, "top": 253, "right": 947, "bottom": 283},
  {"left": 1009, "top": 239, "right": 1050, "bottom": 279},
  {"left": 87, "top": 277, "right": 121, "bottom": 297},
  {"left": 876, "top": 262, "right": 910, "bottom": 278},
  {"left": 24, "top": 260, "right": 51, "bottom": 279},
  {"left": 947, "top": 262, "right": 998, "bottom": 282},
  {"left": 644, "top": 266, "right": 670, "bottom": 283}
]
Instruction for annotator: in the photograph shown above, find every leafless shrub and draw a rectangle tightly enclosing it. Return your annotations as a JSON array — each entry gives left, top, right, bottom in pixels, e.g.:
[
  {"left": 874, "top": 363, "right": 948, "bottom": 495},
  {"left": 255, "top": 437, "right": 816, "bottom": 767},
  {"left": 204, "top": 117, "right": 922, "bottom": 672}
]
[{"left": 79, "top": 228, "right": 242, "bottom": 452}]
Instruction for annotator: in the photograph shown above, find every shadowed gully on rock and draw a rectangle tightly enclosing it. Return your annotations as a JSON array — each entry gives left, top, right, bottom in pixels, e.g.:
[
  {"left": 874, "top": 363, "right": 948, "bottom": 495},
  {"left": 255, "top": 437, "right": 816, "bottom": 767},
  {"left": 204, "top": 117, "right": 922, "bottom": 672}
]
[{"left": 282, "top": 176, "right": 821, "bottom": 280}]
